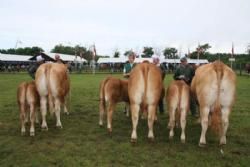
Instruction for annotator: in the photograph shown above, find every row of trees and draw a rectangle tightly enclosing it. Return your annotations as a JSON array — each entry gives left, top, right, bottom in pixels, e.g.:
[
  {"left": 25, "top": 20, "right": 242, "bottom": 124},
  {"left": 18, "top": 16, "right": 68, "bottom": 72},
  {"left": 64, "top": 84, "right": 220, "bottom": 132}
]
[
  {"left": 112, "top": 43, "right": 212, "bottom": 58},
  {"left": 0, "top": 47, "right": 44, "bottom": 56}
]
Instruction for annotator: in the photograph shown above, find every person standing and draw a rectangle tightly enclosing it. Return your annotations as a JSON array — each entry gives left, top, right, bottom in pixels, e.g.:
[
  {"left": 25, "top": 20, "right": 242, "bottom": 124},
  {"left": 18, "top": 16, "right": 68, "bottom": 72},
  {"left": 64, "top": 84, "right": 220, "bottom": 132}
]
[
  {"left": 123, "top": 52, "right": 136, "bottom": 78},
  {"left": 152, "top": 55, "right": 166, "bottom": 114},
  {"left": 55, "top": 54, "right": 65, "bottom": 64},
  {"left": 173, "top": 57, "right": 197, "bottom": 116},
  {"left": 28, "top": 55, "right": 45, "bottom": 79}
]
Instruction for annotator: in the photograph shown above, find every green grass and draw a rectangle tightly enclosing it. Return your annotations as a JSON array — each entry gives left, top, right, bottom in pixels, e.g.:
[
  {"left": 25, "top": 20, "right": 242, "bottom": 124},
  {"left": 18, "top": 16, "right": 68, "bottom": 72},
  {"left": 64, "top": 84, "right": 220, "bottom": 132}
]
[{"left": 0, "top": 73, "right": 249, "bottom": 167}]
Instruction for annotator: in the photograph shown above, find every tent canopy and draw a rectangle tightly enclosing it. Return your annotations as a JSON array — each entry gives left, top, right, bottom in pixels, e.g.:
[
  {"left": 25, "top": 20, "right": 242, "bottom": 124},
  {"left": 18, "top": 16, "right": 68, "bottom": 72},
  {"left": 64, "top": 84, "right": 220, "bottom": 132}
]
[
  {"left": 97, "top": 57, "right": 209, "bottom": 64},
  {"left": 29, "top": 52, "right": 87, "bottom": 63},
  {"left": 0, "top": 53, "right": 32, "bottom": 62}
]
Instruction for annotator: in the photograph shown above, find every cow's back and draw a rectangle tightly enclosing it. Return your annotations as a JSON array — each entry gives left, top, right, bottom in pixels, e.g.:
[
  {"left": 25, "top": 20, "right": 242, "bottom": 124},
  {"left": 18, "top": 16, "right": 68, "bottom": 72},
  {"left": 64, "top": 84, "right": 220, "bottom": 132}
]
[
  {"left": 35, "top": 63, "right": 51, "bottom": 97},
  {"left": 17, "top": 82, "right": 27, "bottom": 105},
  {"left": 26, "top": 81, "right": 39, "bottom": 105},
  {"left": 128, "top": 63, "right": 162, "bottom": 105},
  {"left": 167, "top": 80, "right": 189, "bottom": 110},
  {"left": 103, "top": 77, "right": 129, "bottom": 103},
  {"left": 35, "top": 63, "right": 69, "bottom": 99},
  {"left": 49, "top": 63, "right": 70, "bottom": 98},
  {"left": 191, "top": 61, "right": 236, "bottom": 107}
]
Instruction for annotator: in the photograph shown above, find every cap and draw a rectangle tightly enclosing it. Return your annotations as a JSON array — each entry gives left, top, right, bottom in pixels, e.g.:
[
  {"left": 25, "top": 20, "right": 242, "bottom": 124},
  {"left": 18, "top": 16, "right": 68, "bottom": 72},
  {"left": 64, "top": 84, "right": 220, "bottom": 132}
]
[
  {"left": 36, "top": 55, "right": 44, "bottom": 62},
  {"left": 180, "top": 57, "right": 187, "bottom": 62},
  {"left": 55, "top": 54, "right": 60, "bottom": 59}
]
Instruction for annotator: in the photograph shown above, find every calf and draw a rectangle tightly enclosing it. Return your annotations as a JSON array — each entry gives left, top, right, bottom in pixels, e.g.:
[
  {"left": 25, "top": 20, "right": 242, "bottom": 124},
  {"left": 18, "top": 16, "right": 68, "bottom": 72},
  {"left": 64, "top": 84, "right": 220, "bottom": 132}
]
[
  {"left": 17, "top": 81, "right": 39, "bottom": 136},
  {"left": 166, "top": 80, "right": 190, "bottom": 143},
  {"left": 99, "top": 77, "right": 129, "bottom": 133},
  {"left": 191, "top": 61, "right": 236, "bottom": 146},
  {"left": 128, "top": 62, "right": 163, "bottom": 142}
]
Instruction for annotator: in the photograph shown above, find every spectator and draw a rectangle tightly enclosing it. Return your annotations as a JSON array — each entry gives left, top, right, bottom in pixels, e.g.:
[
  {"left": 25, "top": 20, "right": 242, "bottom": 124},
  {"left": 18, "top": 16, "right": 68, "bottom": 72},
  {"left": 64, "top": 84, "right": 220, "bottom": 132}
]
[{"left": 28, "top": 55, "right": 45, "bottom": 79}]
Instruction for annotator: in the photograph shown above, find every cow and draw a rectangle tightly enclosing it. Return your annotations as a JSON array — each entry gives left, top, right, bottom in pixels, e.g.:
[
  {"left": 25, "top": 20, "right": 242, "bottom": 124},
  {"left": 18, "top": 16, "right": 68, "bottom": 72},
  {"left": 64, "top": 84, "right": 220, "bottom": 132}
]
[
  {"left": 99, "top": 77, "right": 129, "bottom": 133},
  {"left": 17, "top": 81, "right": 39, "bottom": 136},
  {"left": 35, "top": 63, "right": 70, "bottom": 130},
  {"left": 128, "top": 62, "right": 163, "bottom": 142},
  {"left": 191, "top": 61, "right": 236, "bottom": 146},
  {"left": 166, "top": 80, "right": 190, "bottom": 143}
]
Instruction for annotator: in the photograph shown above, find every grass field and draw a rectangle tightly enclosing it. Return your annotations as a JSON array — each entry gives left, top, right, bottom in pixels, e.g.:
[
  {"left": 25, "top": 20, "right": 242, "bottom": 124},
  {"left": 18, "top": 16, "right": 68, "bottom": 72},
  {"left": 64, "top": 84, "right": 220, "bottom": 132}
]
[{"left": 0, "top": 73, "right": 249, "bottom": 167}]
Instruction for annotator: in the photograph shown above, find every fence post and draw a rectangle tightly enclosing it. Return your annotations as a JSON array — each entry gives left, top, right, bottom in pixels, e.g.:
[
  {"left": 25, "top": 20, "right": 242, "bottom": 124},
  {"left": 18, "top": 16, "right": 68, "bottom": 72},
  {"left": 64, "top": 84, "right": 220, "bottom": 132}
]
[{"left": 239, "top": 63, "right": 242, "bottom": 76}]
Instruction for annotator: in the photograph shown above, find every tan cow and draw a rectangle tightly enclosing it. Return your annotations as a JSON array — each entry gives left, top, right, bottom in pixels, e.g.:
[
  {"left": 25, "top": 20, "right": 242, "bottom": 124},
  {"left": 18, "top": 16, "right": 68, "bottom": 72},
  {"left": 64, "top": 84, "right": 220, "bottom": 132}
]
[
  {"left": 35, "top": 63, "right": 70, "bottom": 130},
  {"left": 128, "top": 62, "right": 163, "bottom": 142},
  {"left": 99, "top": 77, "right": 129, "bottom": 133},
  {"left": 166, "top": 80, "right": 190, "bottom": 143},
  {"left": 17, "top": 81, "right": 39, "bottom": 136},
  {"left": 191, "top": 61, "right": 236, "bottom": 146}
]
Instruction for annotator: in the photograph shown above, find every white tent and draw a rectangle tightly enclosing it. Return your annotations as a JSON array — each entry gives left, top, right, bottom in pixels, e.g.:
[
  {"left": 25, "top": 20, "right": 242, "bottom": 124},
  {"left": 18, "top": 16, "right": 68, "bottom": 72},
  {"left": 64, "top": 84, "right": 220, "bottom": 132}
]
[
  {"left": 97, "top": 57, "right": 209, "bottom": 64},
  {"left": 0, "top": 53, "right": 32, "bottom": 62},
  {"left": 44, "top": 52, "right": 87, "bottom": 63},
  {"left": 161, "top": 59, "right": 209, "bottom": 64}
]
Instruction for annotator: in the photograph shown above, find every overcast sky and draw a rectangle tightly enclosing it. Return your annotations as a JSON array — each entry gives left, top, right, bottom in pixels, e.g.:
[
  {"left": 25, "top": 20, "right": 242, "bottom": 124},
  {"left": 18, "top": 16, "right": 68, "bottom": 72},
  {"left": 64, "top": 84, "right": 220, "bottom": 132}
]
[{"left": 0, "top": 0, "right": 249, "bottom": 56}]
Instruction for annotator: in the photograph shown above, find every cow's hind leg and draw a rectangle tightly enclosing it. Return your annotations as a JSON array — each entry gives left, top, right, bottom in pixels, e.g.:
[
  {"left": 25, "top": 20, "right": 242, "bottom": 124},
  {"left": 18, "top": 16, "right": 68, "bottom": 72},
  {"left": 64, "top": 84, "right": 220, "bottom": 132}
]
[
  {"left": 131, "top": 103, "right": 140, "bottom": 143},
  {"left": 199, "top": 106, "right": 209, "bottom": 147},
  {"left": 99, "top": 99, "right": 105, "bottom": 127},
  {"left": 29, "top": 103, "right": 36, "bottom": 136},
  {"left": 40, "top": 96, "right": 48, "bottom": 130},
  {"left": 63, "top": 104, "right": 69, "bottom": 115},
  {"left": 55, "top": 98, "right": 62, "bottom": 128},
  {"left": 20, "top": 103, "right": 26, "bottom": 135},
  {"left": 180, "top": 108, "right": 187, "bottom": 143},
  {"left": 35, "top": 109, "right": 39, "bottom": 124},
  {"left": 148, "top": 104, "right": 157, "bottom": 141},
  {"left": 107, "top": 102, "right": 115, "bottom": 133},
  {"left": 125, "top": 102, "right": 130, "bottom": 117},
  {"left": 168, "top": 106, "right": 176, "bottom": 140},
  {"left": 220, "top": 106, "right": 230, "bottom": 145}
]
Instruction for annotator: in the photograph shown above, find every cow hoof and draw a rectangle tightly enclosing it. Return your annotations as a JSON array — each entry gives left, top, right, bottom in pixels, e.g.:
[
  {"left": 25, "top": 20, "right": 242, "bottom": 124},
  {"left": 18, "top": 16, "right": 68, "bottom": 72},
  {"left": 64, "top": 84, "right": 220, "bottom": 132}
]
[
  {"left": 148, "top": 137, "right": 155, "bottom": 142},
  {"left": 41, "top": 127, "right": 48, "bottom": 131},
  {"left": 56, "top": 125, "right": 63, "bottom": 129},
  {"left": 21, "top": 131, "right": 25, "bottom": 136},
  {"left": 199, "top": 143, "right": 206, "bottom": 147},
  {"left": 219, "top": 142, "right": 226, "bottom": 146},
  {"left": 130, "top": 138, "right": 137, "bottom": 143},
  {"left": 99, "top": 124, "right": 103, "bottom": 128},
  {"left": 30, "top": 132, "right": 35, "bottom": 136},
  {"left": 107, "top": 128, "right": 112, "bottom": 135},
  {"left": 181, "top": 139, "right": 186, "bottom": 144},
  {"left": 169, "top": 136, "right": 174, "bottom": 140},
  {"left": 64, "top": 112, "right": 69, "bottom": 115}
]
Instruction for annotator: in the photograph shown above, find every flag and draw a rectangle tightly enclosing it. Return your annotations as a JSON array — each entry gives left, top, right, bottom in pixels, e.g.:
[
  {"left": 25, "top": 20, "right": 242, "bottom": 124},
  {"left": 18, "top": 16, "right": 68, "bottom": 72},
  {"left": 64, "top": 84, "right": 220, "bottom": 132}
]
[{"left": 231, "top": 43, "right": 234, "bottom": 57}]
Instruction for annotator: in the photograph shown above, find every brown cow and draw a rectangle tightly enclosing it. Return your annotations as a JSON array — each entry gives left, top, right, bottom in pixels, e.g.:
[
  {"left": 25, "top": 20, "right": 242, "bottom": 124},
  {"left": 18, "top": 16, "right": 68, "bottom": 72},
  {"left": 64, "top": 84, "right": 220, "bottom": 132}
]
[
  {"left": 17, "top": 81, "right": 39, "bottom": 136},
  {"left": 191, "top": 61, "right": 236, "bottom": 146},
  {"left": 128, "top": 62, "right": 163, "bottom": 142},
  {"left": 99, "top": 77, "right": 129, "bottom": 133},
  {"left": 166, "top": 80, "right": 190, "bottom": 143},
  {"left": 35, "top": 63, "right": 70, "bottom": 130}
]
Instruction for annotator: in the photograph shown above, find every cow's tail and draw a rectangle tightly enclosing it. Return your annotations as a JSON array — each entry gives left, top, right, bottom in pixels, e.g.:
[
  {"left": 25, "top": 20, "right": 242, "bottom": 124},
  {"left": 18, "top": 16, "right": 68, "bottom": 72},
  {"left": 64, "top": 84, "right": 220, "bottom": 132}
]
[
  {"left": 142, "top": 64, "right": 149, "bottom": 112},
  {"left": 66, "top": 76, "right": 71, "bottom": 114},
  {"left": 99, "top": 77, "right": 111, "bottom": 114},
  {"left": 176, "top": 82, "right": 183, "bottom": 125},
  {"left": 211, "top": 61, "right": 224, "bottom": 135},
  {"left": 45, "top": 65, "right": 54, "bottom": 115}
]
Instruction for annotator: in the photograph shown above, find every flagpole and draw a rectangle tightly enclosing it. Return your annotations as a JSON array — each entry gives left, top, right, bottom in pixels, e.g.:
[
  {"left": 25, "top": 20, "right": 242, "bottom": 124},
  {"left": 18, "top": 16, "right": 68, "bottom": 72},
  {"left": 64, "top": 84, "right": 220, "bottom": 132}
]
[
  {"left": 230, "top": 42, "right": 234, "bottom": 69},
  {"left": 92, "top": 44, "right": 96, "bottom": 74}
]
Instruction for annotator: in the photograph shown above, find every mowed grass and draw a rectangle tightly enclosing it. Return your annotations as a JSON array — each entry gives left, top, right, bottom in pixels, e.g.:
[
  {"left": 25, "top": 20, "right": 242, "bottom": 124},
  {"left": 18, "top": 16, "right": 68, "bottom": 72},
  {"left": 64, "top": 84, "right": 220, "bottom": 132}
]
[{"left": 0, "top": 73, "right": 249, "bottom": 167}]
